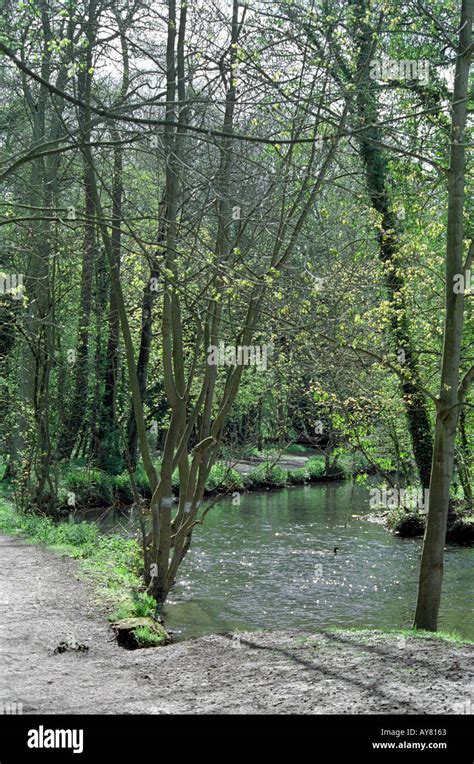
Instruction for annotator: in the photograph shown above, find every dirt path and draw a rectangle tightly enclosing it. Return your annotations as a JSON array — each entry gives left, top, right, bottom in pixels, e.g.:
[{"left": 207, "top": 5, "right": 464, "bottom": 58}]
[
  {"left": 1, "top": 534, "right": 473, "bottom": 714},
  {"left": 230, "top": 454, "right": 309, "bottom": 475}
]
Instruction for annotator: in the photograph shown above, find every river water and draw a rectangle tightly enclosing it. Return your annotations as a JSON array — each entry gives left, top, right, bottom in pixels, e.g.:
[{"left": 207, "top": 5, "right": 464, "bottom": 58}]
[{"left": 98, "top": 481, "right": 474, "bottom": 640}]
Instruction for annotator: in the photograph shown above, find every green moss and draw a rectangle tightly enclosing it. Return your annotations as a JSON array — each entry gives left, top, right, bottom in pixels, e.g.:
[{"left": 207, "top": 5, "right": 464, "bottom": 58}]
[
  {"left": 112, "top": 617, "right": 170, "bottom": 648},
  {"left": 133, "top": 625, "right": 168, "bottom": 647}
]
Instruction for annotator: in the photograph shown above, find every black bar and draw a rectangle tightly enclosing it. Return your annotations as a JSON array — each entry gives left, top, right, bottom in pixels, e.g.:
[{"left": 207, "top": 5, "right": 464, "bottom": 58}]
[{"left": 0, "top": 714, "right": 472, "bottom": 760}]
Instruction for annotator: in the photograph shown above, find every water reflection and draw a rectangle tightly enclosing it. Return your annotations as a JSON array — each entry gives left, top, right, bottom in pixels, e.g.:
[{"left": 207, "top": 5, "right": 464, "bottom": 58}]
[{"left": 90, "top": 481, "right": 474, "bottom": 640}]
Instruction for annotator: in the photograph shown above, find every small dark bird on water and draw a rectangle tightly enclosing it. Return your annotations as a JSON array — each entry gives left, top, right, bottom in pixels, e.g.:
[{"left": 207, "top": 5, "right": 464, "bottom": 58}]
[{"left": 333, "top": 547, "right": 339, "bottom": 555}]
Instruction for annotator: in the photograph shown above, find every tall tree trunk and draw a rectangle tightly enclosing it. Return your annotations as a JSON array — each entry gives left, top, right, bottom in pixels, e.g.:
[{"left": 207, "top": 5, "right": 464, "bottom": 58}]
[
  {"left": 97, "top": 139, "right": 124, "bottom": 474},
  {"left": 456, "top": 408, "right": 473, "bottom": 503},
  {"left": 126, "top": 196, "right": 166, "bottom": 468},
  {"left": 353, "top": 0, "right": 433, "bottom": 489},
  {"left": 90, "top": 247, "right": 110, "bottom": 458},
  {"left": 18, "top": 0, "right": 68, "bottom": 507},
  {"left": 414, "top": 0, "right": 472, "bottom": 631},
  {"left": 58, "top": 2, "right": 97, "bottom": 460}
]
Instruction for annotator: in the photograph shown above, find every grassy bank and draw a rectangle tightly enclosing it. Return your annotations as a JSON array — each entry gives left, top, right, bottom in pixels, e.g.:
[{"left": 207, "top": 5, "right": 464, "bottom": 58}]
[
  {"left": 0, "top": 498, "right": 156, "bottom": 627},
  {"left": 325, "top": 626, "right": 474, "bottom": 646},
  {"left": 26, "top": 451, "right": 369, "bottom": 513}
]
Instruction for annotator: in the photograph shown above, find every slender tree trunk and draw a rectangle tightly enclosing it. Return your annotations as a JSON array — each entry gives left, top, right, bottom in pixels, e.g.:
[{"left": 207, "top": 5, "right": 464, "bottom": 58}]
[
  {"left": 20, "top": 0, "right": 68, "bottom": 507},
  {"left": 97, "top": 140, "right": 124, "bottom": 473},
  {"left": 126, "top": 196, "right": 166, "bottom": 468},
  {"left": 353, "top": 0, "right": 433, "bottom": 489},
  {"left": 58, "top": 5, "right": 97, "bottom": 460},
  {"left": 456, "top": 409, "right": 473, "bottom": 503},
  {"left": 414, "top": 0, "right": 472, "bottom": 631},
  {"left": 90, "top": 248, "right": 109, "bottom": 458}
]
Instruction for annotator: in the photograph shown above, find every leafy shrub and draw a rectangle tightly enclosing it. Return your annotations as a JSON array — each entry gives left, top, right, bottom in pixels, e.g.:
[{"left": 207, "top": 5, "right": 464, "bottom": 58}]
[
  {"left": 446, "top": 518, "right": 474, "bottom": 545},
  {"left": 248, "top": 464, "right": 288, "bottom": 489},
  {"left": 110, "top": 592, "right": 156, "bottom": 621},
  {"left": 112, "top": 466, "right": 153, "bottom": 503},
  {"left": 286, "top": 468, "right": 309, "bottom": 485},
  {"left": 64, "top": 468, "right": 113, "bottom": 507},
  {"left": 387, "top": 507, "right": 425, "bottom": 537},
  {"left": 306, "top": 457, "right": 325, "bottom": 480},
  {"left": 325, "top": 462, "right": 347, "bottom": 479},
  {"left": 204, "top": 463, "right": 244, "bottom": 494},
  {"left": 134, "top": 464, "right": 152, "bottom": 499},
  {"left": 113, "top": 472, "right": 134, "bottom": 505}
]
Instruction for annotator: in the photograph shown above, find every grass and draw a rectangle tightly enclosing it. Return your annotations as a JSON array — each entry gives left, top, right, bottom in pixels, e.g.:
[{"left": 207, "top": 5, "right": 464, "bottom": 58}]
[
  {"left": 109, "top": 593, "right": 156, "bottom": 622},
  {"left": 203, "top": 463, "right": 245, "bottom": 494},
  {"left": 325, "top": 626, "right": 474, "bottom": 646},
  {"left": 247, "top": 463, "right": 288, "bottom": 489},
  {"left": 132, "top": 625, "right": 168, "bottom": 647},
  {"left": 285, "top": 444, "right": 319, "bottom": 456},
  {"left": 1, "top": 447, "right": 369, "bottom": 513},
  {"left": 0, "top": 497, "right": 154, "bottom": 620}
]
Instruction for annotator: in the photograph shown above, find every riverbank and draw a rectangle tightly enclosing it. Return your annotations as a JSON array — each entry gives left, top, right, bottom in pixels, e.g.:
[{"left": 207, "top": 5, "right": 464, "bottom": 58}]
[
  {"left": 33, "top": 450, "right": 368, "bottom": 513},
  {"left": 0, "top": 498, "right": 152, "bottom": 627},
  {"left": 362, "top": 504, "right": 474, "bottom": 545},
  {"left": 1, "top": 531, "right": 473, "bottom": 714}
]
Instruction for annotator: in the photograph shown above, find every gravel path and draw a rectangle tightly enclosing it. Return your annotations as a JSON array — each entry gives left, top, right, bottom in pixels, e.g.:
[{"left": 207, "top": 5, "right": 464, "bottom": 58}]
[
  {"left": 228, "top": 454, "right": 309, "bottom": 475},
  {"left": 1, "top": 534, "right": 473, "bottom": 715}
]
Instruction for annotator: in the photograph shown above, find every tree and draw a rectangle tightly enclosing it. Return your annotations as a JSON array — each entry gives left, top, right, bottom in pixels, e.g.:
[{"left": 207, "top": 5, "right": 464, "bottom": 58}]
[{"left": 414, "top": 0, "right": 472, "bottom": 631}]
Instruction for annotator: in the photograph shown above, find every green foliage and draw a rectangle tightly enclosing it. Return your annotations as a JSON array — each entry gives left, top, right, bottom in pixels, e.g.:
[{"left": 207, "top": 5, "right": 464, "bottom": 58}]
[
  {"left": 286, "top": 467, "right": 310, "bottom": 484},
  {"left": 0, "top": 498, "right": 151, "bottom": 616},
  {"left": 325, "top": 462, "right": 348, "bottom": 479},
  {"left": 60, "top": 464, "right": 153, "bottom": 508},
  {"left": 306, "top": 457, "right": 326, "bottom": 480},
  {"left": 114, "top": 466, "right": 152, "bottom": 503},
  {"left": 109, "top": 592, "right": 156, "bottom": 621},
  {"left": 48, "top": 448, "right": 374, "bottom": 513},
  {"left": 248, "top": 463, "right": 288, "bottom": 489},
  {"left": 132, "top": 625, "right": 168, "bottom": 647},
  {"left": 204, "top": 464, "right": 244, "bottom": 493},
  {"left": 95, "top": 430, "right": 124, "bottom": 476},
  {"left": 386, "top": 507, "right": 425, "bottom": 537},
  {"left": 64, "top": 467, "right": 113, "bottom": 507},
  {"left": 134, "top": 464, "right": 153, "bottom": 498},
  {"left": 113, "top": 472, "right": 134, "bottom": 505},
  {"left": 446, "top": 518, "right": 474, "bottom": 545}
]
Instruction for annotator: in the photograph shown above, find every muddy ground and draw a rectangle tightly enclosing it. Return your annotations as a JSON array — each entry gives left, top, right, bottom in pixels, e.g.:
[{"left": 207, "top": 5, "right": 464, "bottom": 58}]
[{"left": 1, "top": 534, "right": 473, "bottom": 714}]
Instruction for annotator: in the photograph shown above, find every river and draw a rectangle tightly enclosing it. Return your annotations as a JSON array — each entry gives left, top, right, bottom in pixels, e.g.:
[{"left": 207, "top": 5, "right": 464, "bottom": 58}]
[{"left": 97, "top": 481, "right": 474, "bottom": 640}]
